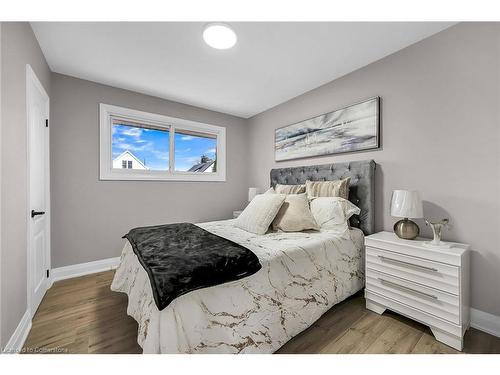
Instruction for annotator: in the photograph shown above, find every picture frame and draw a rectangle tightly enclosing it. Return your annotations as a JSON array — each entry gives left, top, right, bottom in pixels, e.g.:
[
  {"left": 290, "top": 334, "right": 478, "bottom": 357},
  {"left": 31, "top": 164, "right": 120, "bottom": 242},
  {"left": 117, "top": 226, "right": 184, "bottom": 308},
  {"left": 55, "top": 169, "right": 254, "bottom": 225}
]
[{"left": 275, "top": 96, "right": 380, "bottom": 161}]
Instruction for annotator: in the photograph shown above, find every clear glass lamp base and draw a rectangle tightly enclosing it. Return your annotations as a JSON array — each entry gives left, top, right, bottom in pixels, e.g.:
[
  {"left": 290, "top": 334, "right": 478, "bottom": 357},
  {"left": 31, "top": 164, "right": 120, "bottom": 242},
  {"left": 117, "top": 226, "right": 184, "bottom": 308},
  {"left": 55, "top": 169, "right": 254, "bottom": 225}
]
[{"left": 422, "top": 241, "right": 453, "bottom": 249}]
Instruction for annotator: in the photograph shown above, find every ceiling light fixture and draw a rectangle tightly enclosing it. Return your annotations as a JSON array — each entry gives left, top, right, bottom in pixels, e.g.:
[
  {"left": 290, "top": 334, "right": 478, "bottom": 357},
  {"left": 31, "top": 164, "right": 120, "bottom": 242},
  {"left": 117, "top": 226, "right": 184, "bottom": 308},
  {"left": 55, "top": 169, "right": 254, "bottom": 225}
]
[{"left": 203, "top": 23, "right": 237, "bottom": 50}]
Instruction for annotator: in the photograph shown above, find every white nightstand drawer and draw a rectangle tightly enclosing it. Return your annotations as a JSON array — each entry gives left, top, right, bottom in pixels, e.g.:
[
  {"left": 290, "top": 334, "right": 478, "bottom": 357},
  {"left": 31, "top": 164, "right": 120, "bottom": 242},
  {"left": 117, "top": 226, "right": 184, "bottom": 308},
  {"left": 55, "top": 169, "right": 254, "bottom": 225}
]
[
  {"left": 366, "top": 268, "right": 460, "bottom": 324},
  {"left": 366, "top": 246, "right": 459, "bottom": 295},
  {"left": 365, "top": 231, "right": 470, "bottom": 351}
]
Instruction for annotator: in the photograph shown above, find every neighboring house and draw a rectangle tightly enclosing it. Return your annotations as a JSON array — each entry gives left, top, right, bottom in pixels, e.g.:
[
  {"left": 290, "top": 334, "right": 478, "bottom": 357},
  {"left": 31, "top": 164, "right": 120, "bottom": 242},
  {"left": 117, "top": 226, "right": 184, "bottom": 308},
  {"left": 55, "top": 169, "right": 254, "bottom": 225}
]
[
  {"left": 113, "top": 150, "right": 149, "bottom": 170},
  {"left": 188, "top": 155, "right": 216, "bottom": 173}
]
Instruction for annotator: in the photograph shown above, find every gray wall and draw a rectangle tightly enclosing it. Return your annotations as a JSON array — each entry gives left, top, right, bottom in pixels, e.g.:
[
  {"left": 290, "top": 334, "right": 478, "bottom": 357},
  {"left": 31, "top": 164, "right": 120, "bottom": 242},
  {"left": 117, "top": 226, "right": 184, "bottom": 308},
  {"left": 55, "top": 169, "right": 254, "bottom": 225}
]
[
  {"left": 1, "top": 23, "right": 51, "bottom": 347},
  {"left": 247, "top": 23, "right": 500, "bottom": 316},
  {"left": 50, "top": 73, "right": 249, "bottom": 268},
  {"left": 2, "top": 22, "right": 499, "bottom": 348}
]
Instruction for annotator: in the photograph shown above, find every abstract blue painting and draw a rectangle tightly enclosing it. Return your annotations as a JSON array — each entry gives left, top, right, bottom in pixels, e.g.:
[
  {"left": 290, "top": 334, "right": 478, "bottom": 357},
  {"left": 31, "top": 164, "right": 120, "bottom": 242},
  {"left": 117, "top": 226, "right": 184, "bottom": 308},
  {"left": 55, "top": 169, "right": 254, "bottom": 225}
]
[{"left": 275, "top": 97, "right": 380, "bottom": 161}]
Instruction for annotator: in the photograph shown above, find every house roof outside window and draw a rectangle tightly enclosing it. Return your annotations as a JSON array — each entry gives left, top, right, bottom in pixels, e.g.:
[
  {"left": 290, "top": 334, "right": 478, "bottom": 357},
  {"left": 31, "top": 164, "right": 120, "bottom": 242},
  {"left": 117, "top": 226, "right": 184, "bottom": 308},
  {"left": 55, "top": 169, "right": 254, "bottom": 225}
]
[
  {"left": 188, "top": 155, "right": 215, "bottom": 173},
  {"left": 112, "top": 150, "right": 149, "bottom": 170}
]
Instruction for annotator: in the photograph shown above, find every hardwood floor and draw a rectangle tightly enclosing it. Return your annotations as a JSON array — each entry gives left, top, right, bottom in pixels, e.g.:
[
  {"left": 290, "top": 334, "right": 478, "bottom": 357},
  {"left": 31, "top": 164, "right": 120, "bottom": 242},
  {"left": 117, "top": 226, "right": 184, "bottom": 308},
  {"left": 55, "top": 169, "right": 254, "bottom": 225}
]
[
  {"left": 23, "top": 271, "right": 141, "bottom": 354},
  {"left": 23, "top": 270, "right": 500, "bottom": 354}
]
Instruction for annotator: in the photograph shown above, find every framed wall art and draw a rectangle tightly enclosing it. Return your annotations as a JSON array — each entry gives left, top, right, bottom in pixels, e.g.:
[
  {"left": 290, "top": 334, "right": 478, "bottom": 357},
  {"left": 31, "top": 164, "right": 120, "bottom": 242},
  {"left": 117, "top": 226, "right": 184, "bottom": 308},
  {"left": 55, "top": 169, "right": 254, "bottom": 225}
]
[{"left": 275, "top": 97, "right": 380, "bottom": 161}]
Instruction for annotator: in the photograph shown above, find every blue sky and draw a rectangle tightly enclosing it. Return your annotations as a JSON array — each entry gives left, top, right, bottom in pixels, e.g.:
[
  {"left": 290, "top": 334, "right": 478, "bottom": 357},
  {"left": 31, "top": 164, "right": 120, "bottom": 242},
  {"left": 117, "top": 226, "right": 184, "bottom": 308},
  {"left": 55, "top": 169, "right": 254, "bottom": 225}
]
[
  {"left": 174, "top": 132, "right": 217, "bottom": 171},
  {"left": 112, "top": 124, "right": 216, "bottom": 171}
]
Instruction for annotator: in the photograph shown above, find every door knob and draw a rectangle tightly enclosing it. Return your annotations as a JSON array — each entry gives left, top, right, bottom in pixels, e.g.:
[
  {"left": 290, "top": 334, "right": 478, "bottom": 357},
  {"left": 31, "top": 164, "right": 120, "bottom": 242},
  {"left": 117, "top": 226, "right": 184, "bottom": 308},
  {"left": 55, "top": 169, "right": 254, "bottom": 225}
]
[{"left": 31, "top": 210, "right": 45, "bottom": 218}]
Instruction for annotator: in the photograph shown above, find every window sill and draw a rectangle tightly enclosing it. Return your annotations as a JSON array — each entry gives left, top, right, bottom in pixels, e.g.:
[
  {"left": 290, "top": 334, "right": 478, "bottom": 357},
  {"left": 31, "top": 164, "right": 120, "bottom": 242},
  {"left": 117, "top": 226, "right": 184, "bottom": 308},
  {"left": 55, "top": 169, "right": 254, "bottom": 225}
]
[{"left": 99, "top": 170, "right": 226, "bottom": 182}]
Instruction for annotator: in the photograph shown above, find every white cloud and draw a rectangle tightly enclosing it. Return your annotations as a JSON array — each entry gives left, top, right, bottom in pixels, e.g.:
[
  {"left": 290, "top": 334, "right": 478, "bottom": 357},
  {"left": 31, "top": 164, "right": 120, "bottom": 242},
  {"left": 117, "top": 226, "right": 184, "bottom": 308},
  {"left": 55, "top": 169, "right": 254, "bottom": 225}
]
[
  {"left": 181, "top": 135, "right": 194, "bottom": 141},
  {"left": 121, "top": 127, "right": 143, "bottom": 138},
  {"left": 152, "top": 150, "right": 169, "bottom": 160},
  {"left": 114, "top": 142, "right": 133, "bottom": 150},
  {"left": 206, "top": 148, "right": 216, "bottom": 155},
  {"left": 114, "top": 141, "right": 153, "bottom": 153}
]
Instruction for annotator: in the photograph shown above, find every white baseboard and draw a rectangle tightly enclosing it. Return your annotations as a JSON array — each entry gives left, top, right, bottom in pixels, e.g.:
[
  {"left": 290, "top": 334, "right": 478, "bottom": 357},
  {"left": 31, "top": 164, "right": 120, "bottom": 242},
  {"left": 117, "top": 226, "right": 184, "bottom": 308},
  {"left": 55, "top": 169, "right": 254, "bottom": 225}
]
[
  {"left": 470, "top": 308, "right": 500, "bottom": 338},
  {"left": 2, "top": 310, "right": 32, "bottom": 354},
  {"left": 50, "top": 257, "right": 120, "bottom": 286}
]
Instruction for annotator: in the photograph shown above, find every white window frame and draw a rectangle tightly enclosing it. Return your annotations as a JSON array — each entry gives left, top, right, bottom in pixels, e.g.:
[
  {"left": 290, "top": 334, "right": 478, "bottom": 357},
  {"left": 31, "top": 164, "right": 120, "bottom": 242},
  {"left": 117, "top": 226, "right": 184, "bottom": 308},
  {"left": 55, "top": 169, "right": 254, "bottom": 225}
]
[{"left": 99, "top": 104, "right": 226, "bottom": 181}]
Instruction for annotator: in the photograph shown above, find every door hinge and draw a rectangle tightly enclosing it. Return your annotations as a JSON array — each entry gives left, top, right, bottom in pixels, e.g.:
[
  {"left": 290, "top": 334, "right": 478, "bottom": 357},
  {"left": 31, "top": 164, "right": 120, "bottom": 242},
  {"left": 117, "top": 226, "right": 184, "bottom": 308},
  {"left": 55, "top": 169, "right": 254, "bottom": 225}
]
[
  {"left": 46, "top": 269, "right": 50, "bottom": 278},
  {"left": 45, "top": 119, "right": 48, "bottom": 128}
]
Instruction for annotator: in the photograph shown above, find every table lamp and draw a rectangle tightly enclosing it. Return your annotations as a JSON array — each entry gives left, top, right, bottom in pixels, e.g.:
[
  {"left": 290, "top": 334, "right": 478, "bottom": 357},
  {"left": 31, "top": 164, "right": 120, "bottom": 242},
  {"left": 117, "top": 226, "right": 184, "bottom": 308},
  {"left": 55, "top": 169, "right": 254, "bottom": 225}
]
[
  {"left": 390, "top": 190, "right": 423, "bottom": 240},
  {"left": 248, "top": 187, "right": 259, "bottom": 202}
]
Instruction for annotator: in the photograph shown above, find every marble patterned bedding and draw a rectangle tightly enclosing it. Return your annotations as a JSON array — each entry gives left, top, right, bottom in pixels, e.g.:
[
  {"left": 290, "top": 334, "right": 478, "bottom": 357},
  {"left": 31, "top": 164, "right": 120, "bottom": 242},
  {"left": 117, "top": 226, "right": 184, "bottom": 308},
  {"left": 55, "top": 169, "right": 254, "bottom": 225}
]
[{"left": 110, "top": 219, "right": 365, "bottom": 354}]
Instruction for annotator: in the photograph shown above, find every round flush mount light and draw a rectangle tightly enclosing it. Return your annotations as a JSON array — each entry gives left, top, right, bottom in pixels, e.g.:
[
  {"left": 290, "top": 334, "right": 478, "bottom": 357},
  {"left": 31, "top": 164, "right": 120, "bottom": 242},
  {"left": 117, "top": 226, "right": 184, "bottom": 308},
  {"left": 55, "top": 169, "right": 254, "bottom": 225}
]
[{"left": 203, "top": 23, "right": 237, "bottom": 50}]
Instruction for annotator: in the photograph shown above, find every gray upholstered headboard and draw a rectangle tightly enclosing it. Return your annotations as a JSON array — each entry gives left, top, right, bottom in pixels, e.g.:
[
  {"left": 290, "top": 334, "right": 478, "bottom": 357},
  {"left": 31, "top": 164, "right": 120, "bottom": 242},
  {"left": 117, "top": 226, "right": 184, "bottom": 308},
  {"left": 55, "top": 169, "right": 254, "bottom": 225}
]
[{"left": 270, "top": 160, "right": 376, "bottom": 235}]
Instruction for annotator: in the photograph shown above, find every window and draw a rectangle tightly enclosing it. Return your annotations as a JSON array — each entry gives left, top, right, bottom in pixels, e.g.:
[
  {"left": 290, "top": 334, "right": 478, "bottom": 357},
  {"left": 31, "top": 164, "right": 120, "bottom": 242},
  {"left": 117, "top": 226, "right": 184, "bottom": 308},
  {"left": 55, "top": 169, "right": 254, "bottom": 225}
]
[
  {"left": 174, "top": 130, "right": 217, "bottom": 173},
  {"left": 100, "top": 104, "right": 226, "bottom": 181},
  {"left": 111, "top": 120, "right": 169, "bottom": 171}
]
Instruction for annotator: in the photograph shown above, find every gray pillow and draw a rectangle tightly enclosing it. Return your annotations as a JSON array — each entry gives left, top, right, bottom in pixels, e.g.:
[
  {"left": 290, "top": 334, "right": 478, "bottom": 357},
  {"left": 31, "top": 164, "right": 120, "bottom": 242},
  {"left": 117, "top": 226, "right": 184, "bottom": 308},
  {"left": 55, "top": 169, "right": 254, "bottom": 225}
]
[{"left": 234, "top": 194, "right": 286, "bottom": 235}]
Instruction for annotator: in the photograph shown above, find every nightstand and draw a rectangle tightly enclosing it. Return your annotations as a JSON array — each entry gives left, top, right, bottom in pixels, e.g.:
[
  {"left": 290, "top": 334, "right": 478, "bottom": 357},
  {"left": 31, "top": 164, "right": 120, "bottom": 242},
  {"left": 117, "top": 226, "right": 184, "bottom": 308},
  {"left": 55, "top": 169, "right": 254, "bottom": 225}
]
[
  {"left": 364, "top": 231, "right": 470, "bottom": 350},
  {"left": 233, "top": 210, "right": 243, "bottom": 219}
]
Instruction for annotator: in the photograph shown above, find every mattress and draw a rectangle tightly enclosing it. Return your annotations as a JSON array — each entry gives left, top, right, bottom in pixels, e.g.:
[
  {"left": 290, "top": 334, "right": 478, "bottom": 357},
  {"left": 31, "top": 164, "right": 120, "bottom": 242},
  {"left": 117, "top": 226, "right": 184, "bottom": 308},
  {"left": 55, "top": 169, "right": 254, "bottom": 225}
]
[{"left": 111, "top": 219, "right": 365, "bottom": 353}]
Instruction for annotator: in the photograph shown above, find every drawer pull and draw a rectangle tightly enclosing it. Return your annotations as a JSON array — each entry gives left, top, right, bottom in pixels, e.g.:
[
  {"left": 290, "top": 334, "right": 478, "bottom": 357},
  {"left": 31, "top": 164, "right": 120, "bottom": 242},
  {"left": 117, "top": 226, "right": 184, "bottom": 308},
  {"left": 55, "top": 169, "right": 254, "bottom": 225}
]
[
  {"left": 377, "top": 255, "right": 438, "bottom": 272},
  {"left": 378, "top": 278, "right": 438, "bottom": 300}
]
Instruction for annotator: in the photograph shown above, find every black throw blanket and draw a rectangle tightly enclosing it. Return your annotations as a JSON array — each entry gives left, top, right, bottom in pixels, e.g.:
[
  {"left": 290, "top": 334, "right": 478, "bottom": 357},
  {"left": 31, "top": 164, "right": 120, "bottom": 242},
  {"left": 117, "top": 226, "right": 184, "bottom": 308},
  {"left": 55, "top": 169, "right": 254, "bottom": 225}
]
[{"left": 123, "top": 223, "right": 262, "bottom": 311}]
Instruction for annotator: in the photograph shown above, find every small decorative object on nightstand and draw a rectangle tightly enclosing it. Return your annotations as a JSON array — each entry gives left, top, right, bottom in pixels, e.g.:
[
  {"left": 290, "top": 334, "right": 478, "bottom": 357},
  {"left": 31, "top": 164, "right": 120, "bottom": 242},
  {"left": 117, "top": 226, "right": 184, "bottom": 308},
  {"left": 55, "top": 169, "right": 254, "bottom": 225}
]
[
  {"left": 423, "top": 218, "right": 451, "bottom": 248},
  {"left": 391, "top": 190, "right": 423, "bottom": 240},
  {"left": 248, "top": 187, "right": 259, "bottom": 202},
  {"left": 364, "top": 231, "right": 470, "bottom": 350},
  {"left": 233, "top": 210, "right": 243, "bottom": 219}
]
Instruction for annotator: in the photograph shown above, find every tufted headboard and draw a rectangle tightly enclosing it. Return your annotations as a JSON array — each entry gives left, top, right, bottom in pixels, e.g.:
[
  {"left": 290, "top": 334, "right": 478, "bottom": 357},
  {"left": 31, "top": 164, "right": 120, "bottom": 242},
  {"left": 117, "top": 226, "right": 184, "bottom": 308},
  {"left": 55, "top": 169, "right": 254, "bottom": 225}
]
[{"left": 270, "top": 160, "right": 376, "bottom": 235}]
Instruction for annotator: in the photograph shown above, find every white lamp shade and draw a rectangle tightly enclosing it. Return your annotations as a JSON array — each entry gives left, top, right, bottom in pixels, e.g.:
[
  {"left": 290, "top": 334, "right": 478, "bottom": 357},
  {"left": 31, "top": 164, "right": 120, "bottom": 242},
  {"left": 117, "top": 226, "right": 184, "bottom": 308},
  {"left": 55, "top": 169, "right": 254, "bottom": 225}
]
[
  {"left": 390, "top": 190, "right": 423, "bottom": 218},
  {"left": 248, "top": 187, "right": 259, "bottom": 202}
]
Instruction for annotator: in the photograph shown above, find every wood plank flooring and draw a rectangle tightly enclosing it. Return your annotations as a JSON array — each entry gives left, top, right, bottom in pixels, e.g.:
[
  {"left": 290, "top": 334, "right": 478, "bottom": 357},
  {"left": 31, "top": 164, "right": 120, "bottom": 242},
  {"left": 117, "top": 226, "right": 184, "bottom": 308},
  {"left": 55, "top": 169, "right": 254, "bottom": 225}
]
[{"left": 23, "top": 270, "right": 500, "bottom": 354}]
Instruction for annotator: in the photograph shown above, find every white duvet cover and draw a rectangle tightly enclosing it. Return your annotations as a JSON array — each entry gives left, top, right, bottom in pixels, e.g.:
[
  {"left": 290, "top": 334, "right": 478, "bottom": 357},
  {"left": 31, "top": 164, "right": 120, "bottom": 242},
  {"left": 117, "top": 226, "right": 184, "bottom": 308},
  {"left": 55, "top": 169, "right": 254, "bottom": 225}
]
[{"left": 111, "top": 219, "right": 364, "bottom": 353}]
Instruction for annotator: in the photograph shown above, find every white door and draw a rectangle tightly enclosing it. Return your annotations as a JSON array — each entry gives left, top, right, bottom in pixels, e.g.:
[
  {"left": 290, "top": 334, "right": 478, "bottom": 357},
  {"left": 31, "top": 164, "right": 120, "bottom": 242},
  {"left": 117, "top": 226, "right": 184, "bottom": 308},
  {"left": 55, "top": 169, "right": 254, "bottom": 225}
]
[{"left": 26, "top": 65, "right": 50, "bottom": 316}]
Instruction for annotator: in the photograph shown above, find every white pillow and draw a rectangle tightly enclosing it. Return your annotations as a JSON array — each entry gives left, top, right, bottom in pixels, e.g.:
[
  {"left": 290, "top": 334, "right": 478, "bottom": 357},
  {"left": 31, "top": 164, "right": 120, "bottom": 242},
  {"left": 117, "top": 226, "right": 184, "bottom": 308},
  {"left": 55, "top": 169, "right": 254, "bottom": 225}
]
[
  {"left": 310, "top": 197, "right": 360, "bottom": 234},
  {"left": 234, "top": 194, "right": 286, "bottom": 235},
  {"left": 272, "top": 193, "right": 319, "bottom": 232}
]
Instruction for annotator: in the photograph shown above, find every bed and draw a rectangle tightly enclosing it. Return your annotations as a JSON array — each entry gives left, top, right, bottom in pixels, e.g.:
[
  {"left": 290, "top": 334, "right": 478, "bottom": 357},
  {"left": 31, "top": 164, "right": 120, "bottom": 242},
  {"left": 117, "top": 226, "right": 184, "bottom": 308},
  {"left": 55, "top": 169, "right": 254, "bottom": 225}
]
[{"left": 111, "top": 160, "right": 376, "bottom": 353}]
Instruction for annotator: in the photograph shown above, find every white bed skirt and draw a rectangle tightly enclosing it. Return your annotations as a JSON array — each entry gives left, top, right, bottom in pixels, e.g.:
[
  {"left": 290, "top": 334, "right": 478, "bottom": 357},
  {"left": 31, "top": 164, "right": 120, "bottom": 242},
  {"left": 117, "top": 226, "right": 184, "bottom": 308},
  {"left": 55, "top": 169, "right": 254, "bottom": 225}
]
[{"left": 111, "top": 220, "right": 364, "bottom": 353}]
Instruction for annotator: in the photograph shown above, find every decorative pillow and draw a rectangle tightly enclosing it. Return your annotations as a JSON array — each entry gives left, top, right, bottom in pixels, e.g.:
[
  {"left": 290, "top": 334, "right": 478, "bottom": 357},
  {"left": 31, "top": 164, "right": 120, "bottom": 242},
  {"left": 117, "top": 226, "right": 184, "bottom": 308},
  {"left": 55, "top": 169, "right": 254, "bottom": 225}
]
[
  {"left": 306, "top": 178, "right": 350, "bottom": 200},
  {"left": 272, "top": 193, "right": 319, "bottom": 232},
  {"left": 310, "top": 197, "right": 360, "bottom": 234},
  {"left": 274, "top": 183, "right": 306, "bottom": 194},
  {"left": 234, "top": 194, "right": 286, "bottom": 235}
]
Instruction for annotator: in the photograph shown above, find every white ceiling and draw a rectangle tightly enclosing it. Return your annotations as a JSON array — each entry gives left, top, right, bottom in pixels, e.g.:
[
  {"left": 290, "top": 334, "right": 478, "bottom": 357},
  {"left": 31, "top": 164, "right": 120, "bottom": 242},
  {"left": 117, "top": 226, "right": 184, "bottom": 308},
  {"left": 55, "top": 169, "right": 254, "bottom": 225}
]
[{"left": 31, "top": 22, "right": 454, "bottom": 118}]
